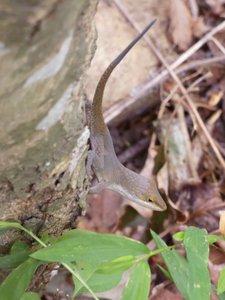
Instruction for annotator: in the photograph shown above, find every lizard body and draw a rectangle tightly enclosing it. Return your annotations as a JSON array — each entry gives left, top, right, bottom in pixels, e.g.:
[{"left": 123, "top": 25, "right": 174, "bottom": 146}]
[{"left": 87, "top": 20, "right": 166, "bottom": 211}]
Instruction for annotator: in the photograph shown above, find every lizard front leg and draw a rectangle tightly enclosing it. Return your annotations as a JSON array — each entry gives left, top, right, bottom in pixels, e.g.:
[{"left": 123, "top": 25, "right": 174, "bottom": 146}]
[{"left": 89, "top": 181, "right": 110, "bottom": 194}]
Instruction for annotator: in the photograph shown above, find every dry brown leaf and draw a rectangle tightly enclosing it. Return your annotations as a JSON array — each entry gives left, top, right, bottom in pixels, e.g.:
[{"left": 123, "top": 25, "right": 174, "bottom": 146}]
[
  {"left": 219, "top": 210, "right": 225, "bottom": 234},
  {"left": 188, "top": 184, "right": 223, "bottom": 231},
  {"left": 206, "top": 0, "right": 225, "bottom": 16},
  {"left": 151, "top": 286, "right": 183, "bottom": 300},
  {"left": 169, "top": 0, "right": 193, "bottom": 51},
  {"left": 192, "top": 16, "right": 210, "bottom": 38},
  {"left": 78, "top": 191, "right": 123, "bottom": 233},
  {"left": 208, "top": 91, "right": 224, "bottom": 107},
  {"left": 160, "top": 116, "right": 198, "bottom": 191}
]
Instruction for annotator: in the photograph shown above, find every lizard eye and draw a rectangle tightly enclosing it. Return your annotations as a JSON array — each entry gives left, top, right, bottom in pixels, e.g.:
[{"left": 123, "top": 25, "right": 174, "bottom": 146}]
[{"left": 147, "top": 196, "right": 157, "bottom": 203}]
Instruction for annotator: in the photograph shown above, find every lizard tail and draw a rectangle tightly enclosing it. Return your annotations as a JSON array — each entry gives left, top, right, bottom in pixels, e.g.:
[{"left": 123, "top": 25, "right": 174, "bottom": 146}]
[{"left": 92, "top": 19, "right": 157, "bottom": 132}]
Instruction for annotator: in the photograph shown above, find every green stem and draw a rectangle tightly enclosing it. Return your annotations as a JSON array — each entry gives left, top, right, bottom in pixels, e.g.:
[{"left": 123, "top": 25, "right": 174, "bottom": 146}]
[
  {"left": 63, "top": 263, "right": 99, "bottom": 300},
  {"left": 22, "top": 227, "right": 47, "bottom": 248}
]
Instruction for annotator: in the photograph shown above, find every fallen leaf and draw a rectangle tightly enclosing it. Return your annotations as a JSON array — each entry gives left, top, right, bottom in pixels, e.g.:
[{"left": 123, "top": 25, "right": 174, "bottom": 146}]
[
  {"left": 169, "top": 0, "right": 193, "bottom": 51},
  {"left": 151, "top": 285, "right": 183, "bottom": 300},
  {"left": 192, "top": 16, "right": 210, "bottom": 38},
  {"left": 219, "top": 210, "right": 225, "bottom": 235},
  {"left": 206, "top": 0, "right": 225, "bottom": 16}
]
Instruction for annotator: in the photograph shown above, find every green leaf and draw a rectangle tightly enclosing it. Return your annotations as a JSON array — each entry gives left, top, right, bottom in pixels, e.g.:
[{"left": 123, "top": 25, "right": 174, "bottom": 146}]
[
  {"left": 218, "top": 292, "right": 225, "bottom": 300},
  {"left": 218, "top": 267, "right": 225, "bottom": 295},
  {"left": 39, "top": 230, "right": 148, "bottom": 298},
  {"left": 31, "top": 229, "right": 149, "bottom": 267},
  {"left": 121, "top": 261, "right": 151, "bottom": 300},
  {"left": 98, "top": 255, "right": 137, "bottom": 274},
  {"left": 157, "top": 264, "right": 173, "bottom": 281},
  {"left": 74, "top": 267, "right": 124, "bottom": 296},
  {"left": 0, "top": 258, "right": 42, "bottom": 300},
  {"left": 212, "top": 284, "right": 225, "bottom": 300},
  {"left": 151, "top": 230, "right": 189, "bottom": 300},
  {"left": 20, "top": 292, "right": 41, "bottom": 300},
  {"left": 173, "top": 231, "right": 185, "bottom": 241},
  {"left": 0, "top": 250, "right": 30, "bottom": 270},
  {"left": 74, "top": 255, "right": 138, "bottom": 296},
  {"left": 0, "top": 241, "right": 31, "bottom": 269},
  {"left": 11, "top": 241, "right": 29, "bottom": 253},
  {"left": 184, "top": 226, "right": 210, "bottom": 300},
  {"left": 62, "top": 262, "right": 99, "bottom": 300}
]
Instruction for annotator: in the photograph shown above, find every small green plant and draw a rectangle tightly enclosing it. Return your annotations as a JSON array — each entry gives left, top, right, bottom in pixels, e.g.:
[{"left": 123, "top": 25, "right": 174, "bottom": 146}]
[{"left": 0, "top": 221, "right": 224, "bottom": 300}]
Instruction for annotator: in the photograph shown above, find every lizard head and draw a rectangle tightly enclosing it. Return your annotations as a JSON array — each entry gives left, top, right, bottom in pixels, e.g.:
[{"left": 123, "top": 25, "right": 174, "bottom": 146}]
[
  {"left": 143, "top": 193, "right": 167, "bottom": 211},
  {"left": 127, "top": 175, "right": 167, "bottom": 211},
  {"left": 117, "top": 169, "right": 167, "bottom": 211}
]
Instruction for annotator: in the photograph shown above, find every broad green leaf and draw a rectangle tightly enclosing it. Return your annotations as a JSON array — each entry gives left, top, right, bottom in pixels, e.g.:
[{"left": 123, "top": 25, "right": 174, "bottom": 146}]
[
  {"left": 11, "top": 241, "right": 29, "bottom": 253},
  {"left": 31, "top": 229, "right": 149, "bottom": 267},
  {"left": 74, "top": 268, "right": 124, "bottom": 296},
  {"left": 151, "top": 230, "right": 189, "bottom": 300},
  {"left": 98, "top": 255, "right": 137, "bottom": 274},
  {"left": 218, "top": 291, "right": 225, "bottom": 300},
  {"left": 212, "top": 284, "right": 225, "bottom": 300},
  {"left": 121, "top": 261, "right": 151, "bottom": 300},
  {"left": 0, "top": 250, "right": 30, "bottom": 269},
  {"left": 63, "top": 262, "right": 99, "bottom": 300},
  {"left": 173, "top": 231, "right": 185, "bottom": 241},
  {"left": 184, "top": 226, "right": 210, "bottom": 300},
  {"left": 0, "top": 241, "right": 31, "bottom": 269},
  {"left": 20, "top": 292, "right": 41, "bottom": 300},
  {"left": 71, "top": 262, "right": 101, "bottom": 297},
  {"left": 33, "top": 230, "right": 149, "bottom": 298},
  {"left": 218, "top": 267, "right": 225, "bottom": 295},
  {"left": 0, "top": 258, "right": 42, "bottom": 300},
  {"left": 74, "top": 255, "right": 137, "bottom": 296}
]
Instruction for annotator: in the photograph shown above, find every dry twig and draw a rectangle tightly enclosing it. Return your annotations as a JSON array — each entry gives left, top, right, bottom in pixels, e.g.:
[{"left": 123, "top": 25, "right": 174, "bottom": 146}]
[
  {"left": 111, "top": 0, "right": 225, "bottom": 170},
  {"left": 104, "top": 55, "right": 225, "bottom": 125},
  {"left": 210, "top": 37, "right": 225, "bottom": 55}
]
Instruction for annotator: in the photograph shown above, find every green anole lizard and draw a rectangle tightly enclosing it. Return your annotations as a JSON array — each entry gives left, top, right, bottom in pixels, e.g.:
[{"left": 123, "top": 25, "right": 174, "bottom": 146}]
[{"left": 87, "top": 20, "right": 167, "bottom": 211}]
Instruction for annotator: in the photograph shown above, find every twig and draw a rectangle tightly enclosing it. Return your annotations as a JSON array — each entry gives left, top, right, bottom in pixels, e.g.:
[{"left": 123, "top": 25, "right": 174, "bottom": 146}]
[
  {"left": 159, "top": 71, "right": 212, "bottom": 120},
  {"left": 188, "top": 0, "right": 199, "bottom": 19},
  {"left": 118, "top": 136, "right": 150, "bottom": 164},
  {"left": 111, "top": 0, "right": 225, "bottom": 170},
  {"left": 104, "top": 55, "right": 225, "bottom": 125},
  {"left": 158, "top": 85, "right": 179, "bottom": 119},
  {"left": 124, "top": 18, "right": 225, "bottom": 100},
  {"left": 176, "top": 102, "right": 199, "bottom": 179},
  {"left": 188, "top": 202, "right": 225, "bottom": 221},
  {"left": 176, "top": 55, "right": 225, "bottom": 74},
  {"left": 187, "top": 71, "right": 212, "bottom": 90},
  {"left": 210, "top": 37, "right": 225, "bottom": 55}
]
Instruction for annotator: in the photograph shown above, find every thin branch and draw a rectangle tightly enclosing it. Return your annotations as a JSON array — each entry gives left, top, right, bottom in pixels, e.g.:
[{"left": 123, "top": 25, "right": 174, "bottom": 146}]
[
  {"left": 176, "top": 102, "right": 199, "bottom": 179},
  {"left": 210, "top": 37, "right": 225, "bottom": 55},
  {"left": 104, "top": 55, "right": 225, "bottom": 125},
  {"left": 111, "top": 0, "right": 225, "bottom": 170},
  {"left": 176, "top": 55, "right": 225, "bottom": 74}
]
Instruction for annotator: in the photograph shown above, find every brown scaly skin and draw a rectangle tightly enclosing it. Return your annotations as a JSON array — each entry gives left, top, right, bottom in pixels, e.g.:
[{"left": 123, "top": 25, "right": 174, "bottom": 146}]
[{"left": 87, "top": 20, "right": 166, "bottom": 211}]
